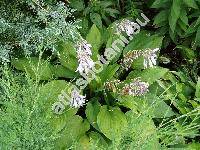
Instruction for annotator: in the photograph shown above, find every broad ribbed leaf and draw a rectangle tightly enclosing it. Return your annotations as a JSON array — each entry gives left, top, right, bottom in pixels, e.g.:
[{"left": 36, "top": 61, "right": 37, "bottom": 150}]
[
  {"left": 12, "top": 57, "right": 53, "bottom": 80},
  {"left": 86, "top": 99, "right": 101, "bottom": 130},
  {"left": 97, "top": 106, "right": 127, "bottom": 140}
]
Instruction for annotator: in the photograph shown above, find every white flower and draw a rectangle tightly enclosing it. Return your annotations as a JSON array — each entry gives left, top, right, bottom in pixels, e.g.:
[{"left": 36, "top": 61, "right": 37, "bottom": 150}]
[
  {"left": 70, "top": 89, "right": 86, "bottom": 108},
  {"left": 116, "top": 19, "right": 138, "bottom": 36},
  {"left": 76, "top": 39, "right": 95, "bottom": 74},
  {"left": 143, "top": 48, "right": 159, "bottom": 69}
]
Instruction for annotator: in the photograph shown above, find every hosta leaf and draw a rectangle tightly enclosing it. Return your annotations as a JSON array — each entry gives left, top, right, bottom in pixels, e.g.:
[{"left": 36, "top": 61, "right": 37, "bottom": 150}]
[
  {"left": 119, "top": 94, "right": 175, "bottom": 118},
  {"left": 106, "top": 35, "right": 123, "bottom": 63},
  {"left": 151, "top": 0, "right": 171, "bottom": 8},
  {"left": 86, "top": 99, "right": 101, "bottom": 130},
  {"left": 39, "top": 80, "right": 78, "bottom": 132},
  {"left": 127, "top": 67, "right": 169, "bottom": 85},
  {"left": 56, "top": 41, "right": 78, "bottom": 72},
  {"left": 180, "top": 9, "right": 188, "bottom": 26},
  {"left": 86, "top": 24, "right": 102, "bottom": 60},
  {"left": 183, "top": 0, "right": 198, "bottom": 9},
  {"left": 51, "top": 65, "right": 78, "bottom": 78},
  {"left": 88, "top": 131, "right": 108, "bottom": 148},
  {"left": 56, "top": 117, "right": 90, "bottom": 149},
  {"left": 99, "top": 64, "right": 119, "bottom": 83},
  {"left": 97, "top": 106, "right": 127, "bottom": 140},
  {"left": 90, "top": 13, "right": 102, "bottom": 28},
  {"left": 169, "top": 0, "right": 181, "bottom": 33},
  {"left": 12, "top": 57, "right": 53, "bottom": 80},
  {"left": 153, "top": 10, "right": 169, "bottom": 26},
  {"left": 69, "top": 0, "right": 85, "bottom": 11},
  {"left": 124, "top": 32, "right": 163, "bottom": 54}
]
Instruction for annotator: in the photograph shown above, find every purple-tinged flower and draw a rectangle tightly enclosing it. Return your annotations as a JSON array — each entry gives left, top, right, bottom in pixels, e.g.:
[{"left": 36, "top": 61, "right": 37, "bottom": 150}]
[
  {"left": 70, "top": 89, "right": 86, "bottom": 108},
  {"left": 75, "top": 38, "right": 94, "bottom": 75},
  {"left": 121, "top": 78, "right": 149, "bottom": 96}
]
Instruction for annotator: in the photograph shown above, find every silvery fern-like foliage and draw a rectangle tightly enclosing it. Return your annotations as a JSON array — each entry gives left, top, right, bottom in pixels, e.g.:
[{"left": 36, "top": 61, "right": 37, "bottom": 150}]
[{"left": 0, "top": 0, "right": 79, "bottom": 62}]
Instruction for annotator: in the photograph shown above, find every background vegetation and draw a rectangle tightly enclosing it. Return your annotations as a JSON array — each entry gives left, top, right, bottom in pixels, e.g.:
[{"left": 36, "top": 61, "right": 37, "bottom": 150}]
[{"left": 0, "top": 0, "right": 200, "bottom": 149}]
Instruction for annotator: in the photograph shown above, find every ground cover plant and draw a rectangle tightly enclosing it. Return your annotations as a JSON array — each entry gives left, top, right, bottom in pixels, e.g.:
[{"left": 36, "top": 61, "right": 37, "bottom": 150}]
[{"left": 0, "top": 0, "right": 200, "bottom": 149}]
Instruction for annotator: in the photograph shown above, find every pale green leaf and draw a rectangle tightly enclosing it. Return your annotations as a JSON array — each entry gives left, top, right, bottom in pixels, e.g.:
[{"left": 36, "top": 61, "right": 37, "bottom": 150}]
[
  {"left": 12, "top": 57, "right": 53, "bottom": 80},
  {"left": 97, "top": 106, "right": 127, "bottom": 140},
  {"left": 86, "top": 99, "right": 101, "bottom": 130}
]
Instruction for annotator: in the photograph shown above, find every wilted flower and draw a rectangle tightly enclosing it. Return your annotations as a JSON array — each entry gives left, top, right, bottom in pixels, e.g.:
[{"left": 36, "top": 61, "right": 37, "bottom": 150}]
[
  {"left": 121, "top": 78, "right": 149, "bottom": 96},
  {"left": 70, "top": 89, "right": 86, "bottom": 108},
  {"left": 121, "top": 48, "right": 159, "bottom": 70},
  {"left": 105, "top": 79, "right": 121, "bottom": 93},
  {"left": 143, "top": 48, "right": 159, "bottom": 69},
  {"left": 121, "top": 50, "right": 141, "bottom": 70},
  {"left": 75, "top": 38, "right": 95, "bottom": 75},
  {"left": 116, "top": 19, "right": 138, "bottom": 36}
]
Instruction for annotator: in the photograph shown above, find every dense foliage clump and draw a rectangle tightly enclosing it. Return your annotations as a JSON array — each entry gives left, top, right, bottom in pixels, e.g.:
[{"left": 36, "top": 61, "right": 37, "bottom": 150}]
[{"left": 0, "top": 0, "right": 200, "bottom": 149}]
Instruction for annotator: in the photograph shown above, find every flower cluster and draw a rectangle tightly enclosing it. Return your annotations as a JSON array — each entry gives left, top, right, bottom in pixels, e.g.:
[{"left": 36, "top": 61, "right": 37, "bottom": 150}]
[
  {"left": 105, "top": 78, "right": 149, "bottom": 97},
  {"left": 105, "top": 79, "right": 121, "bottom": 93},
  {"left": 121, "top": 50, "right": 141, "bottom": 70},
  {"left": 116, "top": 19, "right": 138, "bottom": 36},
  {"left": 121, "top": 78, "right": 149, "bottom": 96},
  {"left": 70, "top": 89, "right": 86, "bottom": 108},
  {"left": 143, "top": 48, "right": 159, "bottom": 68},
  {"left": 121, "top": 48, "right": 159, "bottom": 70},
  {"left": 75, "top": 38, "right": 95, "bottom": 75}
]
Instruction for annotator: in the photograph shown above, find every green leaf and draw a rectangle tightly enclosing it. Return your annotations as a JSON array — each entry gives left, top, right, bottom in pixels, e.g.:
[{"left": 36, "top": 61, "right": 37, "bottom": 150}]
[
  {"left": 99, "top": 64, "right": 119, "bottom": 83},
  {"left": 119, "top": 94, "right": 175, "bottom": 118},
  {"left": 90, "top": 13, "right": 102, "bottom": 28},
  {"left": 86, "top": 99, "right": 101, "bottom": 130},
  {"left": 127, "top": 67, "right": 169, "bottom": 85},
  {"left": 176, "top": 45, "right": 196, "bottom": 60},
  {"left": 153, "top": 10, "right": 169, "bottom": 26},
  {"left": 56, "top": 117, "right": 90, "bottom": 149},
  {"left": 195, "top": 77, "right": 200, "bottom": 98},
  {"left": 39, "top": 80, "right": 76, "bottom": 112},
  {"left": 38, "top": 80, "right": 78, "bottom": 132},
  {"left": 89, "top": 131, "right": 108, "bottom": 148},
  {"left": 12, "top": 57, "right": 53, "bottom": 80},
  {"left": 86, "top": 24, "right": 102, "bottom": 61},
  {"left": 151, "top": 0, "right": 171, "bottom": 8},
  {"left": 169, "top": 0, "right": 181, "bottom": 33},
  {"left": 180, "top": 9, "right": 188, "bottom": 26},
  {"left": 56, "top": 41, "right": 78, "bottom": 72},
  {"left": 69, "top": 0, "right": 85, "bottom": 11},
  {"left": 124, "top": 32, "right": 163, "bottom": 54},
  {"left": 195, "top": 26, "right": 200, "bottom": 47},
  {"left": 51, "top": 65, "right": 78, "bottom": 79},
  {"left": 97, "top": 106, "right": 127, "bottom": 140},
  {"left": 183, "top": 0, "right": 198, "bottom": 9}
]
